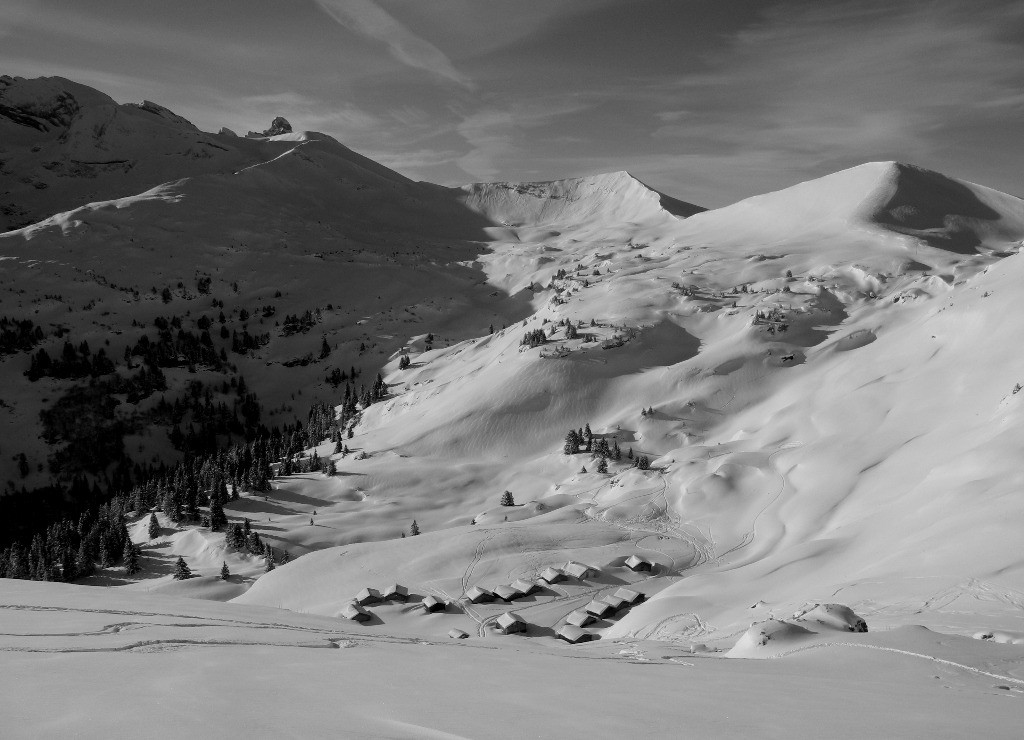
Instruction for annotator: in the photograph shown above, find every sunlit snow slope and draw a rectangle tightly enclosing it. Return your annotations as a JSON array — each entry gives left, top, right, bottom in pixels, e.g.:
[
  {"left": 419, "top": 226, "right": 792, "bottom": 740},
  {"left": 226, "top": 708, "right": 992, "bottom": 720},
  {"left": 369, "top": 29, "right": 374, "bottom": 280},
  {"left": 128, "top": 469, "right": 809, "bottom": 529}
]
[{"left": 238, "top": 160, "right": 1024, "bottom": 653}]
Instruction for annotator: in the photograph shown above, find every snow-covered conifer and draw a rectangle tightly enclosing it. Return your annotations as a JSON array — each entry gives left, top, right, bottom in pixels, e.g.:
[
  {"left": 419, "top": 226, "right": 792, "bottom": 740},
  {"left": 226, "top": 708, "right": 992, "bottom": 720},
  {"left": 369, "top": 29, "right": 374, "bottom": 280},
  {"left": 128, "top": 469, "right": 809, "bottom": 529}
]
[{"left": 173, "top": 557, "right": 192, "bottom": 580}]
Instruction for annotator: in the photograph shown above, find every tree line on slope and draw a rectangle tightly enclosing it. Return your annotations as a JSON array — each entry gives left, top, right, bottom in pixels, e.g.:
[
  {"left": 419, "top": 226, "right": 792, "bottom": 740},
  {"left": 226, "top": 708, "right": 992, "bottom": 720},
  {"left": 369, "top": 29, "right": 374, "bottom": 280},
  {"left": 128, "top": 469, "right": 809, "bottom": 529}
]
[
  {"left": 563, "top": 424, "right": 649, "bottom": 471},
  {"left": 0, "top": 381, "right": 386, "bottom": 578}
]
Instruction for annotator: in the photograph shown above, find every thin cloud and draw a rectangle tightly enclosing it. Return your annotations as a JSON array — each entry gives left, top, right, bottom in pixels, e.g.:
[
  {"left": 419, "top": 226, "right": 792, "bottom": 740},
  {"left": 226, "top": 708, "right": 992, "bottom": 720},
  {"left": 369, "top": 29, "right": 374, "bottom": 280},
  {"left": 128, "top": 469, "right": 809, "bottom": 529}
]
[
  {"left": 454, "top": 99, "right": 594, "bottom": 182},
  {"left": 313, "top": 0, "right": 474, "bottom": 89},
  {"left": 367, "top": 147, "right": 462, "bottom": 176},
  {"left": 455, "top": 109, "right": 515, "bottom": 181},
  {"left": 641, "top": 0, "right": 1024, "bottom": 203},
  {"left": 0, "top": 0, "right": 38, "bottom": 38},
  {"left": 657, "top": 2, "right": 1024, "bottom": 161}
]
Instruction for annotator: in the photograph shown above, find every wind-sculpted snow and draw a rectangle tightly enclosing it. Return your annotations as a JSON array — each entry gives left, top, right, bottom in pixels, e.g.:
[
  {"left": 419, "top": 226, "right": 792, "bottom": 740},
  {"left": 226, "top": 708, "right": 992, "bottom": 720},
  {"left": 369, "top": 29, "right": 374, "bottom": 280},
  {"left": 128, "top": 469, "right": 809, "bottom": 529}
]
[{"left": 869, "top": 163, "right": 1024, "bottom": 252}]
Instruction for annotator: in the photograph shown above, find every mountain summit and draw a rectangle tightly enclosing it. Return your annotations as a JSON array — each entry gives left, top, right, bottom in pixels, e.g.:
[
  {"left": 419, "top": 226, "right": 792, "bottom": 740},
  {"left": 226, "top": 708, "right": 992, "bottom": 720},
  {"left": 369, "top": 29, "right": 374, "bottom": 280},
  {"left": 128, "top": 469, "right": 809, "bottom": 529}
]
[{"left": 461, "top": 170, "right": 704, "bottom": 230}]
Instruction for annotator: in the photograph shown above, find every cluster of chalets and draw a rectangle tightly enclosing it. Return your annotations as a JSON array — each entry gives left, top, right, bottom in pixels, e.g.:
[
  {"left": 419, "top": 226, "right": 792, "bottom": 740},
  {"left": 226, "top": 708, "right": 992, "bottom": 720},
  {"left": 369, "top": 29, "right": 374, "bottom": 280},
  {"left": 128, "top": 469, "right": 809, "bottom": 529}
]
[
  {"left": 558, "top": 587, "right": 646, "bottom": 643},
  {"left": 341, "top": 555, "right": 653, "bottom": 641},
  {"left": 339, "top": 584, "right": 410, "bottom": 622},
  {"left": 463, "top": 559, "right": 651, "bottom": 643}
]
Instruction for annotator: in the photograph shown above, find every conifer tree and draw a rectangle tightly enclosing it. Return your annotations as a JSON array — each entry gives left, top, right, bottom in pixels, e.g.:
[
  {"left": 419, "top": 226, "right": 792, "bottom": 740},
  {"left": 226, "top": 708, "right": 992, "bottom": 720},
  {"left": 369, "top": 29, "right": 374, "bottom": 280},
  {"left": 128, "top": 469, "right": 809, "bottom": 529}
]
[
  {"left": 123, "top": 540, "right": 141, "bottom": 575},
  {"left": 173, "top": 556, "right": 192, "bottom": 580},
  {"left": 409, "top": 519, "right": 420, "bottom": 536},
  {"left": 258, "top": 465, "right": 272, "bottom": 491},
  {"left": 7, "top": 542, "right": 29, "bottom": 580},
  {"left": 209, "top": 497, "right": 228, "bottom": 532},
  {"left": 98, "top": 530, "right": 113, "bottom": 568},
  {"left": 60, "top": 546, "right": 77, "bottom": 583},
  {"left": 597, "top": 457, "right": 608, "bottom": 474},
  {"left": 75, "top": 541, "right": 94, "bottom": 578},
  {"left": 220, "top": 561, "right": 230, "bottom": 580},
  {"left": 264, "top": 545, "right": 275, "bottom": 572},
  {"left": 500, "top": 490, "right": 514, "bottom": 506},
  {"left": 563, "top": 430, "right": 580, "bottom": 456},
  {"left": 29, "top": 533, "right": 49, "bottom": 580},
  {"left": 228, "top": 523, "right": 245, "bottom": 550}
]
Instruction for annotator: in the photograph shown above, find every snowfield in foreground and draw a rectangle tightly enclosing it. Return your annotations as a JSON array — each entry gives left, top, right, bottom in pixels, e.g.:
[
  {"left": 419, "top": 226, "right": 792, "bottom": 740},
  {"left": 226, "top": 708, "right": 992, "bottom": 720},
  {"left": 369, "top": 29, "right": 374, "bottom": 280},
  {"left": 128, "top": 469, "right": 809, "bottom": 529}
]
[{"left": 2, "top": 580, "right": 1023, "bottom": 739}]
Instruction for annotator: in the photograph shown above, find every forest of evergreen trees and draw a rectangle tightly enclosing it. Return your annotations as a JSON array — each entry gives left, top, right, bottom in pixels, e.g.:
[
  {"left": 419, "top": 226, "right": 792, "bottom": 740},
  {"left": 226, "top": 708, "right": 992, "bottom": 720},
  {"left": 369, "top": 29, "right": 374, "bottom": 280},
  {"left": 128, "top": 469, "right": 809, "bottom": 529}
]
[
  {"left": 0, "top": 292, "right": 404, "bottom": 581},
  {"left": 0, "top": 403, "right": 333, "bottom": 580},
  {"left": 0, "top": 365, "right": 398, "bottom": 581},
  {"left": 0, "top": 316, "right": 49, "bottom": 355}
]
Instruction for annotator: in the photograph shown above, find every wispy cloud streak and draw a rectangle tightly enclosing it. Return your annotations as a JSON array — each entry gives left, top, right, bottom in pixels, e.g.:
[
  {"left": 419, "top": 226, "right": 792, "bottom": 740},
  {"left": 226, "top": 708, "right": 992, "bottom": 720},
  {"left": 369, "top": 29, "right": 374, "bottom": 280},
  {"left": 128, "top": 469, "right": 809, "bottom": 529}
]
[{"left": 313, "top": 0, "right": 474, "bottom": 89}]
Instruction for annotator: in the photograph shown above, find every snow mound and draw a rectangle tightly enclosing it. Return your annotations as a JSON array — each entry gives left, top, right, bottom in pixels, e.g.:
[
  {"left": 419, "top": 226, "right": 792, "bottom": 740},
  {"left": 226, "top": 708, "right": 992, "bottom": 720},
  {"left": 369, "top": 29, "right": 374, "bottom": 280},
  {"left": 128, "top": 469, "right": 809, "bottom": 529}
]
[
  {"left": 726, "top": 619, "right": 817, "bottom": 657},
  {"left": 974, "top": 629, "right": 1024, "bottom": 645},
  {"left": 793, "top": 603, "right": 868, "bottom": 633}
]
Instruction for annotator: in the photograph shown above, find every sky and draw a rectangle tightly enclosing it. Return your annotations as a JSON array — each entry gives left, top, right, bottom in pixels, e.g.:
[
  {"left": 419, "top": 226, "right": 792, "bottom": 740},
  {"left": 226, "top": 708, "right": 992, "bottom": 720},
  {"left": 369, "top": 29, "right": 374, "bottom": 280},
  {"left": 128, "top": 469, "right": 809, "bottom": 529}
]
[{"left": 2, "top": 0, "right": 1023, "bottom": 207}]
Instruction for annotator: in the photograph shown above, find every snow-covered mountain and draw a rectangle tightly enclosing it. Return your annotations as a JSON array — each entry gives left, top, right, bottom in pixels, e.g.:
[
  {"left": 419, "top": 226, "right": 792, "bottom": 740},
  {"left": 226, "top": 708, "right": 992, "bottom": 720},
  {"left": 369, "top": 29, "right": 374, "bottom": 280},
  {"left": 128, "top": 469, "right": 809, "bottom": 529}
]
[
  {"left": 4, "top": 76, "right": 1024, "bottom": 738},
  {"left": 461, "top": 170, "right": 703, "bottom": 228},
  {"left": 235, "top": 158, "right": 1024, "bottom": 640},
  {"left": 1, "top": 74, "right": 257, "bottom": 231},
  {"left": 0, "top": 76, "right": 710, "bottom": 492}
]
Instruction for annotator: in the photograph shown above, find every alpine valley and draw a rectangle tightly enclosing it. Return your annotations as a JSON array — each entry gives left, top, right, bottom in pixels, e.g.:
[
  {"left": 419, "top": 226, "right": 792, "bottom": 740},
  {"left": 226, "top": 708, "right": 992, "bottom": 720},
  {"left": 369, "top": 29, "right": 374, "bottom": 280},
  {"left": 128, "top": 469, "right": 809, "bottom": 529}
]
[{"left": 2, "top": 75, "right": 1024, "bottom": 738}]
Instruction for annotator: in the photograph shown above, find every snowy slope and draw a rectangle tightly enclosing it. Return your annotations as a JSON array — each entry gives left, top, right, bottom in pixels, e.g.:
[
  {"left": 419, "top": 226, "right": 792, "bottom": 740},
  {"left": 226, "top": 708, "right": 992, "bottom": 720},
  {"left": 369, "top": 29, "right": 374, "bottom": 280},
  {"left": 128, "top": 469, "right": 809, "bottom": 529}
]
[
  {"left": 6, "top": 580, "right": 1024, "bottom": 739},
  {"left": 233, "top": 160, "right": 1024, "bottom": 655}
]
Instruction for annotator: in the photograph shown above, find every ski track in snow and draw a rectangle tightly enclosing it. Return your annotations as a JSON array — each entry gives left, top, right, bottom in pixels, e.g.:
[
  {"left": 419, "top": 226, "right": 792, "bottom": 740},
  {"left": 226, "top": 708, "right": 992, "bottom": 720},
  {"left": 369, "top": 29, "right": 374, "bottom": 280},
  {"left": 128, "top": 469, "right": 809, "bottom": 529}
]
[{"left": 767, "top": 640, "right": 1024, "bottom": 687}]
